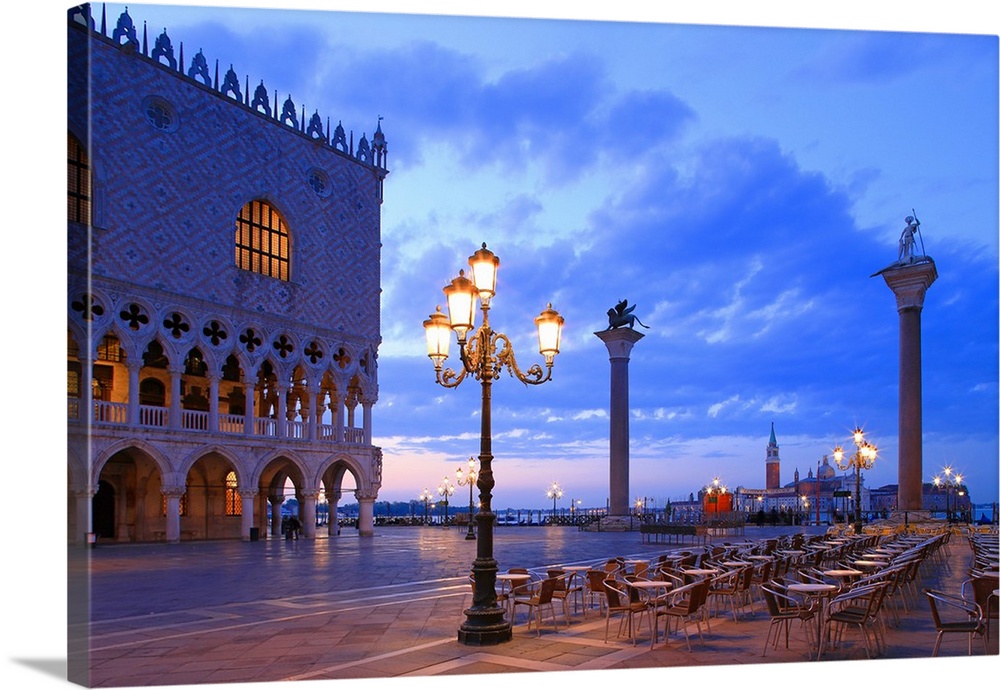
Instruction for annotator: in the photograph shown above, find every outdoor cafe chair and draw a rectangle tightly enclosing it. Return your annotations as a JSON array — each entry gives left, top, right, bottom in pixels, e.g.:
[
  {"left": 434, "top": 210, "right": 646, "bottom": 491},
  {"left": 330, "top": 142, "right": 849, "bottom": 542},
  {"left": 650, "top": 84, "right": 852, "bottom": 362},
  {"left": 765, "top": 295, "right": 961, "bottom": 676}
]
[
  {"left": 498, "top": 568, "right": 534, "bottom": 619},
  {"left": 819, "top": 582, "right": 889, "bottom": 660},
  {"left": 547, "top": 568, "right": 583, "bottom": 620},
  {"left": 603, "top": 579, "right": 650, "bottom": 646},
  {"left": 924, "top": 588, "right": 988, "bottom": 656},
  {"left": 708, "top": 565, "right": 754, "bottom": 623},
  {"left": 584, "top": 569, "right": 609, "bottom": 617},
  {"left": 512, "top": 577, "right": 562, "bottom": 637},
  {"left": 961, "top": 577, "right": 998, "bottom": 643},
  {"left": 652, "top": 579, "right": 711, "bottom": 651},
  {"left": 760, "top": 584, "right": 816, "bottom": 658}
]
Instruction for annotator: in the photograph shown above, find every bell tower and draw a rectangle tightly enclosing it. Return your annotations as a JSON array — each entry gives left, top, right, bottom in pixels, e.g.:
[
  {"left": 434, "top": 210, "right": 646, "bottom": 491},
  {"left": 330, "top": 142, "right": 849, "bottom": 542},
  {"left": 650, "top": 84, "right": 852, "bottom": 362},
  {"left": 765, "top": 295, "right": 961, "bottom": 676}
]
[{"left": 766, "top": 422, "right": 781, "bottom": 490}]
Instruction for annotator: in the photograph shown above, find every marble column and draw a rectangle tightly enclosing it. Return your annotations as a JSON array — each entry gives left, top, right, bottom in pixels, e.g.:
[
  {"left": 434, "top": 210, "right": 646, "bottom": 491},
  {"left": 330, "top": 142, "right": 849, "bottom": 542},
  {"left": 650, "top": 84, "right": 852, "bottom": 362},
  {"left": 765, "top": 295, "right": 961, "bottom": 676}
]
[
  {"left": 240, "top": 490, "right": 257, "bottom": 541},
  {"left": 356, "top": 491, "right": 376, "bottom": 537},
  {"left": 878, "top": 260, "right": 937, "bottom": 512},
  {"left": 163, "top": 486, "right": 185, "bottom": 543},
  {"left": 268, "top": 495, "right": 284, "bottom": 538},
  {"left": 594, "top": 328, "right": 645, "bottom": 516}
]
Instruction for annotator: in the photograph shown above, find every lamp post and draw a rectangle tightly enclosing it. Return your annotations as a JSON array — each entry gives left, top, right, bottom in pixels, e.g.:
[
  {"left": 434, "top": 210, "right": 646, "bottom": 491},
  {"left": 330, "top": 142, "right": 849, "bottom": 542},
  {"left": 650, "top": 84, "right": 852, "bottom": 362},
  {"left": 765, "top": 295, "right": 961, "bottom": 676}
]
[
  {"left": 419, "top": 488, "right": 433, "bottom": 525},
  {"left": 423, "top": 242, "right": 564, "bottom": 646},
  {"left": 933, "top": 466, "right": 963, "bottom": 522},
  {"left": 832, "top": 426, "right": 878, "bottom": 535},
  {"left": 456, "top": 457, "right": 478, "bottom": 540},
  {"left": 547, "top": 482, "right": 563, "bottom": 525},
  {"left": 437, "top": 476, "right": 455, "bottom": 526},
  {"left": 569, "top": 498, "right": 582, "bottom": 525}
]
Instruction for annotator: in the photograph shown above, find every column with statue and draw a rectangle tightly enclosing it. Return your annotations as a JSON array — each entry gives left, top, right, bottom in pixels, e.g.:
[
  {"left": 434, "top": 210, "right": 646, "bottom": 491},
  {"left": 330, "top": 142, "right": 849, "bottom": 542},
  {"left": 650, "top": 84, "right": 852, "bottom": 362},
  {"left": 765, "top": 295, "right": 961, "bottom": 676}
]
[
  {"left": 595, "top": 300, "right": 649, "bottom": 521},
  {"left": 873, "top": 212, "right": 937, "bottom": 515}
]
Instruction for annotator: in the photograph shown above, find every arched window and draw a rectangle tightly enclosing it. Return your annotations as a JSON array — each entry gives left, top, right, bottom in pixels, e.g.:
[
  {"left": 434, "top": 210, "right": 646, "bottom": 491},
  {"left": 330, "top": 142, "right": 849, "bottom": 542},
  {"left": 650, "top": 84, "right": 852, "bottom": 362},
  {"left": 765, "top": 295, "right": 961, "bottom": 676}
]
[
  {"left": 68, "top": 132, "right": 92, "bottom": 224},
  {"left": 235, "top": 200, "right": 289, "bottom": 280},
  {"left": 225, "top": 471, "right": 242, "bottom": 516}
]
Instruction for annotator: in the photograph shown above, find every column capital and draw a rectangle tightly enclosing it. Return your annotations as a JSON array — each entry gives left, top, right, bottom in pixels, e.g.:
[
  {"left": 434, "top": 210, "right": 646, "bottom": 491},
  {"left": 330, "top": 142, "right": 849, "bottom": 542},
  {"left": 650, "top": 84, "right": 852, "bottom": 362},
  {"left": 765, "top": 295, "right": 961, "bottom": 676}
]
[
  {"left": 876, "top": 259, "right": 937, "bottom": 312},
  {"left": 594, "top": 327, "right": 645, "bottom": 360}
]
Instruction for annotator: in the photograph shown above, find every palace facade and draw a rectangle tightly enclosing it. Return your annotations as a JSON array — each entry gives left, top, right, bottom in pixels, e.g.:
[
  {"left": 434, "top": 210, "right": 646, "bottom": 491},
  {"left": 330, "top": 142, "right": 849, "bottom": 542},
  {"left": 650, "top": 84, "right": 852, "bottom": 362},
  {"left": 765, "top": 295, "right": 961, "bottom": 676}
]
[{"left": 67, "top": 5, "right": 389, "bottom": 543}]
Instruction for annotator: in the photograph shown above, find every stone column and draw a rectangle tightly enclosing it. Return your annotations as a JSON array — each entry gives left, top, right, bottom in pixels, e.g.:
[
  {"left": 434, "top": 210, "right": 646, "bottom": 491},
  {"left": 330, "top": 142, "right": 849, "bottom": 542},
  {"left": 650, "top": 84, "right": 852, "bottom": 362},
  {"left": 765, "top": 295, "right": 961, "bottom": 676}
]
[
  {"left": 275, "top": 384, "right": 288, "bottom": 438},
  {"left": 594, "top": 328, "right": 645, "bottom": 516},
  {"left": 327, "top": 490, "right": 342, "bottom": 537},
  {"left": 301, "top": 491, "right": 318, "bottom": 539},
  {"left": 168, "top": 365, "right": 183, "bottom": 430},
  {"left": 127, "top": 361, "right": 141, "bottom": 426},
  {"left": 71, "top": 486, "right": 95, "bottom": 545},
  {"left": 240, "top": 490, "right": 257, "bottom": 541},
  {"left": 307, "top": 385, "right": 320, "bottom": 441},
  {"left": 879, "top": 260, "right": 937, "bottom": 512},
  {"left": 356, "top": 491, "right": 376, "bottom": 537},
  {"left": 333, "top": 399, "right": 343, "bottom": 442},
  {"left": 207, "top": 372, "right": 220, "bottom": 433},
  {"left": 243, "top": 378, "right": 256, "bottom": 436},
  {"left": 268, "top": 495, "right": 284, "bottom": 538},
  {"left": 162, "top": 486, "right": 185, "bottom": 543},
  {"left": 362, "top": 401, "right": 374, "bottom": 445}
]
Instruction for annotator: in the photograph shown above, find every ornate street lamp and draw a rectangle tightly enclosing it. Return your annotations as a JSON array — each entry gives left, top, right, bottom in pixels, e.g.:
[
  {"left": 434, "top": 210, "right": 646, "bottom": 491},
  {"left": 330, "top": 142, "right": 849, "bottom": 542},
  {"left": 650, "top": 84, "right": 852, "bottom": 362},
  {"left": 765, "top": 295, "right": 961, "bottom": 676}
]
[
  {"left": 547, "top": 482, "right": 563, "bottom": 524},
  {"left": 437, "top": 476, "right": 455, "bottom": 526},
  {"left": 832, "top": 426, "right": 878, "bottom": 535},
  {"left": 456, "top": 457, "right": 479, "bottom": 541},
  {"left": 932, "top": 465, "right": 963, "bottom": 522},
  {"left": 418, "top": 487, "right": 433, "bottom": 525},
  {"left": 423, "top": 242, "right": 564, "bottom": 646}
]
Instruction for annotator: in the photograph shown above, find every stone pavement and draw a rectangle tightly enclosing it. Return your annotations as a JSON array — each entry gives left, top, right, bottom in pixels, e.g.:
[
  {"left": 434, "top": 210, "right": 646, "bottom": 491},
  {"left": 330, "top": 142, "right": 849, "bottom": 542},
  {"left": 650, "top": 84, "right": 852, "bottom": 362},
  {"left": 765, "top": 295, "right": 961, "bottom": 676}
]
[{"left": 65, "top": 526, "right": 997, "bottom": 688}]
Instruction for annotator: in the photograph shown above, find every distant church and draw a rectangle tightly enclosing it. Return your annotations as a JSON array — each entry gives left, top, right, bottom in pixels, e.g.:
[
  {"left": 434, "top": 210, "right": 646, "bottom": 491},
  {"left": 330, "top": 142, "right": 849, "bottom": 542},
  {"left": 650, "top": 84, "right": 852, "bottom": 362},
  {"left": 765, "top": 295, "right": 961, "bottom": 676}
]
[
  {"left": 67, "top": 5, "right": 389, "bottom": 544},
  {"left": 737, "top": 423, "right": 858, "bottom": 520}
]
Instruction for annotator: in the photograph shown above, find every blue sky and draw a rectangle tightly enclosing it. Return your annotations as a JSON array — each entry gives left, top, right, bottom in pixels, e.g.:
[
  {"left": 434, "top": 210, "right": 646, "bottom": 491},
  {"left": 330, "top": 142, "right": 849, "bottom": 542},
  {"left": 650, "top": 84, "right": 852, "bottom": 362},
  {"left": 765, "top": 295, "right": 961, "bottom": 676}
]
[{"left": 79, "top": 1, "right": 999, "bottom": 511}]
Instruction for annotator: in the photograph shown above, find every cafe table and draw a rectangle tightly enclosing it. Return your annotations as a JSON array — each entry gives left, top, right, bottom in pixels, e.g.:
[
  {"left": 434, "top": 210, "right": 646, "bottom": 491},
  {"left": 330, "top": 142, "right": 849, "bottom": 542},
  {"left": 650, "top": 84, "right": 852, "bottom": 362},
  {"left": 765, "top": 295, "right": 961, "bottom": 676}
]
[
  {"left": 852, "top": 560, "right": 885, "bottom": 570},
  {"left": 823, "top": 568, "right": 863, "bottom": 589},
  {"left": 495, "top": 572, "right": 533, "bottom": 617},
  {"left": 679, "top": 567, "right": 719, "bottom": 582},
  {"left": 786, "top": 582, "right": 839, "bottom": 658},
  {"left": 626, "top": 579, "right": 675, "bottom": 643}
]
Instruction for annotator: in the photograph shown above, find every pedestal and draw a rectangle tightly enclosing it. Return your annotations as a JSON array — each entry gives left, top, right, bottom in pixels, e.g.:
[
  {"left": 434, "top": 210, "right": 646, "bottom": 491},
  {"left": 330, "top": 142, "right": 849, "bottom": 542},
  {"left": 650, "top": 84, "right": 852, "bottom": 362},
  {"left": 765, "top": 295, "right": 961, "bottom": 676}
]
[{"left": 595, "top": 328, "right": 644, "bottom": 516}]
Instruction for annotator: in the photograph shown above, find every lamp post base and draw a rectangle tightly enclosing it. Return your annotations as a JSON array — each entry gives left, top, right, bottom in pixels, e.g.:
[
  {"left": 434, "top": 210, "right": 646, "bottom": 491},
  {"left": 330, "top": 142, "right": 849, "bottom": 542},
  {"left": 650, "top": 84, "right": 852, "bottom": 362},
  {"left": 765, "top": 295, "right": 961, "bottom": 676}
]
[{"left": 457, "top": 606, "right": 512, "bottom": 645}]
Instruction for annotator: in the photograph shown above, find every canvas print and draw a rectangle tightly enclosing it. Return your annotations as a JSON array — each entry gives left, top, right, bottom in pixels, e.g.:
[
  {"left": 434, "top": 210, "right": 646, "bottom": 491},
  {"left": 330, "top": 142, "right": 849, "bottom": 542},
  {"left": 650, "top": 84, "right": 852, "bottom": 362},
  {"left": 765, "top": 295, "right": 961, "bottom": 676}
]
[{"left": 60, "top": 1, "right": 998, "bottom": 688}]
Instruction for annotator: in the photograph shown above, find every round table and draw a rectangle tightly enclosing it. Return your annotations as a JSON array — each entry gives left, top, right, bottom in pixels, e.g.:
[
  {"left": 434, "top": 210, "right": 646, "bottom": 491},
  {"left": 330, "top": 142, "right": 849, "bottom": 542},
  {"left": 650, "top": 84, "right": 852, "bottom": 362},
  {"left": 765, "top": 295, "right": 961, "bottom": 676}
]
[{"left": 786, "top": 582, "right": 839, "bottom": 658}]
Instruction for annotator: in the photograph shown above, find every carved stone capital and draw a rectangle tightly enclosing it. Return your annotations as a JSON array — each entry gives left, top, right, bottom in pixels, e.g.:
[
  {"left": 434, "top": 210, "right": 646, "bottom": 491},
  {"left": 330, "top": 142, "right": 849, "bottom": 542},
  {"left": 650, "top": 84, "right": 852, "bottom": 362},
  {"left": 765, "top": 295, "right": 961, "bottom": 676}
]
[
  {"left": 594, "top": 327, "right": 645, "bottom": 361},
  {"left": 878, "top": 259, "right": 937, "bottom": 312}
]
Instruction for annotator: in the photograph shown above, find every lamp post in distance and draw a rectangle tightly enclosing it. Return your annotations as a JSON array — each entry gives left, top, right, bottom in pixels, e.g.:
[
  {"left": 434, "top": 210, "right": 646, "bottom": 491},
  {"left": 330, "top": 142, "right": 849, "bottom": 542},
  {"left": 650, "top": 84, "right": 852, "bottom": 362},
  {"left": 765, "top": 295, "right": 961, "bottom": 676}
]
[
  {"left": 456, "top": 457, "right": 479, "bottom": 540},
  {"left": 437, "top": 476, "right": 455, "bottom": 527},
  {"left": 833, "top": 426, "right": 878, "bottom": 535},
  {"left": 418, "top": 487, "right": 433, "bottom": 525}
]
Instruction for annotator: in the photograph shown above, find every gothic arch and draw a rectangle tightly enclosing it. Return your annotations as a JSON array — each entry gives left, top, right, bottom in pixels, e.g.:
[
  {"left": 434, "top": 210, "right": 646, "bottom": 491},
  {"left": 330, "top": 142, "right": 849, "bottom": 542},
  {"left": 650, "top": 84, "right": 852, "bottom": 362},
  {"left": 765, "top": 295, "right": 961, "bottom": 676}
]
[
  {"left": 177, "top": 444, "right": 247, "bottom": 488},
  {"left": 318, "top": 453, "right": 369, "bottom": 496},
  {"left": 92, "top": 438, "right": 173, "bottom": 486}
]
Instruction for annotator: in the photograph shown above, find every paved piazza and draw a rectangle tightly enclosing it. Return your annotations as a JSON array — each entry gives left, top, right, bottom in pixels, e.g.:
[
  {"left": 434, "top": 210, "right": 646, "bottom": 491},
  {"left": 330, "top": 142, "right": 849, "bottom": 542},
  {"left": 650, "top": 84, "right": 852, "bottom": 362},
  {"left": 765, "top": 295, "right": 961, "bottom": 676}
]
[{"left": 59, "top": 526, "right": 999, "bottom": 688}]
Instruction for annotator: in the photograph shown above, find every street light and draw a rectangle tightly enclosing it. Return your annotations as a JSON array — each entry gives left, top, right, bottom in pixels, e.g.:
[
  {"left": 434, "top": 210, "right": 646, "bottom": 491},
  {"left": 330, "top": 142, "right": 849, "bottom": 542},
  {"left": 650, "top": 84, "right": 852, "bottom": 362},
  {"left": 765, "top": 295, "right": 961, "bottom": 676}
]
[
  {"left": 418, "top": 488, "right": 433, "bottom": 525},
  {"left": 456, "top": 457, "right": 479, "bottom": 540},
  {"left": 437, "top": 476, "right": 455, "bottom": 526},
  {"left": 569, "top": 498, "right": 582, "bottom": 524},
  {"left": 423, "top": 242, "right": 564, "bottom": 646},
  {"left": 832, "top": 426, "right": 878, "bottom": 535},
  {"left": 547, "top": 482, "right": 564, "bottom": 524},
  {"left": 704, "top": 477, "right": 727, "bottom": 518},
  {"left": 932, "top": 465, "right": 964, "bottom": 522}
]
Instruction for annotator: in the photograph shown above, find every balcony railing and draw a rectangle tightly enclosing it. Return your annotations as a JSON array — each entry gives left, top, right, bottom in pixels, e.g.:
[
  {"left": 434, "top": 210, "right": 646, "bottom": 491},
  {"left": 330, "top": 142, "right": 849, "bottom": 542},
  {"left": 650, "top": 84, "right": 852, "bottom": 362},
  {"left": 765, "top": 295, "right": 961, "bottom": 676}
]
[{"left": 70, "top": 398, "right": 367, "bottom": 445}]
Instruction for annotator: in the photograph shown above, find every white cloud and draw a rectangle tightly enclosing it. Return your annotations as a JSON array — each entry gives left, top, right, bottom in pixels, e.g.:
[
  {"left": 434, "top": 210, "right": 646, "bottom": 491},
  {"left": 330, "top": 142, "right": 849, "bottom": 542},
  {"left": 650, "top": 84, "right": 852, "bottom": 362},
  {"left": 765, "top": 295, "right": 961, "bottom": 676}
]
[
  {"left": 572, "top": 409, "right": 609, "bottom": 420},
  {"left": 708, "top": 395, "right": 741, "bottom": 418}
]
